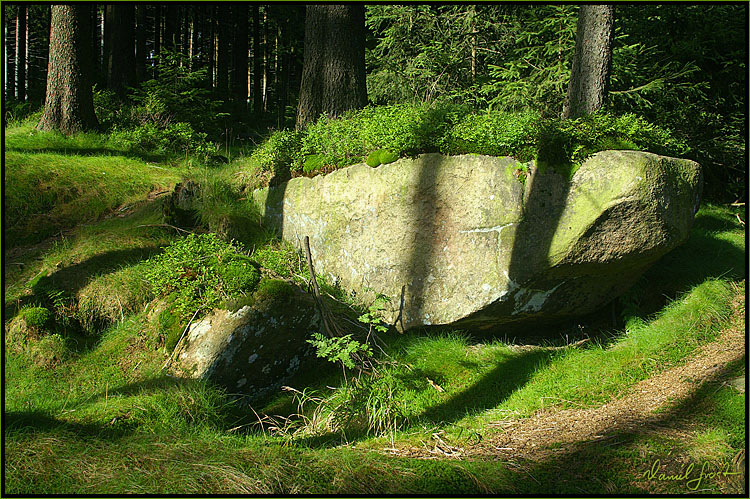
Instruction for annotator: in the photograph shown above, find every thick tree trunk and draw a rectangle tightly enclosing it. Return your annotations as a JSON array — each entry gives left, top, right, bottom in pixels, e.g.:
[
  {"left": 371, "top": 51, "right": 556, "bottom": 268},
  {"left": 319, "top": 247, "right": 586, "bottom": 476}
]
[
  {"left": 134, "top": 5, "right": 146, "bottom": 82},
  {"left": 231, "top": 4, "right": 249, "bottom": 111},
  {"left": 296, "top": 5, "right": 367, "bottom": 129},
  {"left": 216, "top": 5, "right": 230, "bottom": 95},
  {"left": 37, "top": 5, "right": 99, "bottom": 134},
  {"left": 16, "top": 4, "right": 26, "bottom": 101},
  {"left": 562, "top": 5, "right": 614, "bottom": 120},
  {"left": 105, "top": 5, "right": 136, "bottom": 96},
  {"left": 252, "top": 5, "right": 262, "bottom": 115}
]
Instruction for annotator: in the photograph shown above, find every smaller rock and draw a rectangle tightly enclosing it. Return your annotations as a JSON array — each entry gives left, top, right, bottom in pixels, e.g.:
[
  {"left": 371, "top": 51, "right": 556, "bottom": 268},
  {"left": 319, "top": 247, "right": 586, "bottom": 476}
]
[
  {"left": 173, "top": 279, "right": 321, "bottom": 400},
  {"left": 162, "top": 180, "right": 200, "bottom": 228}
]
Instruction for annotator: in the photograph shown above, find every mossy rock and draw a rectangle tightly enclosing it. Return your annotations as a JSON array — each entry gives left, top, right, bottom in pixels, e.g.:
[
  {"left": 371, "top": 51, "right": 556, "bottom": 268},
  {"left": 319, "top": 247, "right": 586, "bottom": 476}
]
[{"left": 173, "top": 280, "right": 320, "bottom": 400}]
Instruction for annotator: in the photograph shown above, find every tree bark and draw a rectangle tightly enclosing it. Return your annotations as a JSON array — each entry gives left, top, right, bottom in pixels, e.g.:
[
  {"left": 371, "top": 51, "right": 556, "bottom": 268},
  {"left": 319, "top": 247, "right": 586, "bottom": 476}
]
[
  {"left": 252, "top": 5, "right": 262, "bottom": 115},
  {"left": 153, "top": 5, "right": 161, "bottom": 78},
  {"left": 296, "top": 5, "right": 367, "bottom": 129},
  {"left": 231, "top": 3, "right": 249, "bottom": 111},
  {"left": 104, "top": 5, "right": 136, "bottom": 96},
  {"left": 37, "top": 5, "right": 99, "bottom": 133},
  {"left": 216, "top": 5, "right": 230, "bottom": 95},
  {"left": 16, "top": 4, "right": 26, "bottom": 101},
  {"left": 562, "top": 5, "right": 614, "bottom": 119},
  {"left": 134, "top": 5, "right": 146, "bottom": 82},
  {"left": 164, "top": 4, "right": 178, "bottom": 53},
  {"left": 6, "top": 9, "right": 15, "bottom": 100}
]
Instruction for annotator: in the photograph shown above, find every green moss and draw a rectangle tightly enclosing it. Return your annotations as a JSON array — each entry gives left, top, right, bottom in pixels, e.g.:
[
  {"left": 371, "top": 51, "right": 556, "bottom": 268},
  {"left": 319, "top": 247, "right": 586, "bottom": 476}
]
[
  {"left": 144, "top": 234, "right": 261, "bottom": 320},
  {"left": 19, "top": 306, "right": 53, "bottom": 329},
  {"left": 254, "top": 278, "right": 296, "bottom": 302}
]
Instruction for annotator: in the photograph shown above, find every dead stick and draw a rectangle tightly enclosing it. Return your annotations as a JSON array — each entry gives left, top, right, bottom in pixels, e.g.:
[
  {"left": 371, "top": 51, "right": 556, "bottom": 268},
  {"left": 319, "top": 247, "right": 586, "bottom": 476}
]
[{"left": 304, "top": 236, "right": 335, "bottom": 338}]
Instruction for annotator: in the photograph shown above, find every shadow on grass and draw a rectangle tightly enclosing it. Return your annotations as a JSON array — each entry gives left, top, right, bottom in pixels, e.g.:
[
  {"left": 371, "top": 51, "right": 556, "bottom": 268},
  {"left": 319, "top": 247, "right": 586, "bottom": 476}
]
[
  {"left": 418, "top": 348, "right": 557, "bottom": 425},
  {"left": 505, "top": 358, "right": 746, "bottom": 495},
  {"left": 5, "top": 246, "right": 163, "bottom": 337},
  {"left": 4, "top": 410, "right": 139, "bottom": 440}
]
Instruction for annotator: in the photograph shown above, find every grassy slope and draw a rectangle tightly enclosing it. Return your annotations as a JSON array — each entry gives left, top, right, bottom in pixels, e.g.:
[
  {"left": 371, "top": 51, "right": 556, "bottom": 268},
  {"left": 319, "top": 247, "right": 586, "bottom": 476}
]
[
  {"left": 4, "top": 125, "right": 182, "bottom": 248},
  {"left": 3, "top": 129, "right": 746, "bottom": 493}
]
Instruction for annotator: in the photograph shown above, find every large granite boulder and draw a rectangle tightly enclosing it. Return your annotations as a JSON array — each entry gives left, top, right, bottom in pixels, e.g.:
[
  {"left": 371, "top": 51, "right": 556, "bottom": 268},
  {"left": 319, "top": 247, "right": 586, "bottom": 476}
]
[
  {"left": 252, "top": 151, "right": 701, "bottom": 331},
  {"left": 172, "top": 280, "right": 320, "bottom": 399}
]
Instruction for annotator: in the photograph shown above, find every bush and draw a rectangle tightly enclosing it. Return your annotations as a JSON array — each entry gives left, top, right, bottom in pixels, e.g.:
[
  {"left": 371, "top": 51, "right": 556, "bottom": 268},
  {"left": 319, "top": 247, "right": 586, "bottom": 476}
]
[
  {"left": 145, "top": 234, "right": 260, "bottom": 320},
  {"left": 441, "top": 109, "right": 540, "bottom": 160},
  {"left": 249, "top": 104, "right": 688, "bottom": 181},
  {"left": 3, "top": 98, "right": 42, "bottom": 127},
  {"left": 109, "top": 121, "right": 214, "bottom": 159}
]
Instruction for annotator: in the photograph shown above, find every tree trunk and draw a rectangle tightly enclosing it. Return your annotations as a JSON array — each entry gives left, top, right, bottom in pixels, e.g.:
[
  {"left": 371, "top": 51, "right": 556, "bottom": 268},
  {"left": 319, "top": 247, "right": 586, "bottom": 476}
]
[
  {"left": 6, "top": 9, "right": 15, "bottom": 100},
  {"left": 562, "top": 5, "right": 614, "bottom": 119},
  {"left": 296, "top": 5, "right": 367, "bottom": 129},
  {"left": 216, "top": 5, "right": 230, "bottom": 95},
  {"left": 252, "top": 5, "right": 262, "bottom": 115},
  {"left": 277, "top": 24, "right": 290, "bottom": 128},
  {"left": 16, "top": 4, "right": 26, "bottom": 101},
  {"left": 134, "top": 5, "right": 146, "bottom": 83},
  {"left": 37, "top": 5, "right": 99, "bottom": 133},
  {"left": 164, "top": 4, "right": 178, "bottom": 53},
  {"left": 206, "top": 7, "right": 215, "bottom": 89},
  {"left": 189, "top": 8, "right": 199, "bottom": 70},
  {"left": 231, "top": 3, "right": 249, "bottom": 111},
  {"left": 262, "top": 7, "right": 268, "bottom": 111},
  {"left": 90, "top": 6, "right": 100, "bottom": 85},
  {"left": 153, "top": 5, "right": 161, "bottom": 78},
  {"left": 105, "top": 5, "right": 136, "bottom": 96}
]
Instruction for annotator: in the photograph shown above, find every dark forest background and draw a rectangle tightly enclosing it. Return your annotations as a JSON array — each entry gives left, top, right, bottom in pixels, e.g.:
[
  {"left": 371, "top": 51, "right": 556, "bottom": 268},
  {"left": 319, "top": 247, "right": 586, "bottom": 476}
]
[{"left": 3, "top": 3, "right": 746, "bottom": 201}]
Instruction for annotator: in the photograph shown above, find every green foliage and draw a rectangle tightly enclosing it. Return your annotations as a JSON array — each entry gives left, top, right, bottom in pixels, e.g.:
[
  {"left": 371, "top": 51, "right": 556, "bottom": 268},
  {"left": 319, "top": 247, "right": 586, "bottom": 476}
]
[
  {"left": 144, "top": 234, "right": 260, "bottom": 320},
  {"left": 18, "top": 306, "right": 53, "bottom": 329},
  {"left": 131, "top": 50, "right": 226, "bottom": 137},
  {"left": 109, "top": 122, "right": 214, "bottom": 159},
  {"left": 251, "top": 243, "right": 302, "bottom": 279},
  {"left": 251, "top": 104, "right": 685, "bottom": 181},
  {"left": 357, "top": 294, "right": 391, "bottom": 334},
  {"left": 248, "top": 129, "right": 304, "bottom": 175},
  {"left": 480, "top": 6, "right": 577, "bottom": 116},
  {"left": 442, "top": 109, "right": 539, "bottom": 160},
  {"left": 3, "top": 97, "right": 42, "bottom": 126},
  {"left": 307, "top": 333, "right": 373, "bottom": 370},
  {"left": 535, "top": 112, "right": 688, "bottom": 177}
]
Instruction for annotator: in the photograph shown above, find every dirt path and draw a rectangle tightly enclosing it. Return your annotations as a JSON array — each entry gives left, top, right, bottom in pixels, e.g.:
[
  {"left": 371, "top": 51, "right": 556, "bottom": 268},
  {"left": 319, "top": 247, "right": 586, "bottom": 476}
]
[{"left": 386, "top": 291, "right": 745, "bottom": 464}]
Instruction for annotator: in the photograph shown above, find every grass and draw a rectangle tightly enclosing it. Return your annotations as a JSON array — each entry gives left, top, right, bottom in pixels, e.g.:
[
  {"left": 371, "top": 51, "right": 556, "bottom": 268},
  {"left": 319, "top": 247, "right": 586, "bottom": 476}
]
[
  {"left": 4, "top": 137, "right": 183, "bottom": 247},
  {"left": 3, "top": 122, "right": 745, "bottom": 493}
]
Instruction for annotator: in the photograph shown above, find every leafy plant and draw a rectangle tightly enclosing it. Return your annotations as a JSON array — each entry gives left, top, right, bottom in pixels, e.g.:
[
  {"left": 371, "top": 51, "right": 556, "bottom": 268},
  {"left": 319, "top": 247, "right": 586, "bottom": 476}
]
[
  {"left": 307, "top": 333, "right": 373, "bottom": 370},
  {"left": 358, "top": 293, "right": 391, "bottom": 334},
  {"left": 144, "top": 234, "right": 260, "bottom": 320}
]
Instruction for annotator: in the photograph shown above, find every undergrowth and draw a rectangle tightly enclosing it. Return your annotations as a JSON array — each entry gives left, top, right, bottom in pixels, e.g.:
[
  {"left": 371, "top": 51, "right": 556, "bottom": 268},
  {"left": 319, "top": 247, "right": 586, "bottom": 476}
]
[{"left": 248, "top": 103, "right": 688, "bottom": 182}]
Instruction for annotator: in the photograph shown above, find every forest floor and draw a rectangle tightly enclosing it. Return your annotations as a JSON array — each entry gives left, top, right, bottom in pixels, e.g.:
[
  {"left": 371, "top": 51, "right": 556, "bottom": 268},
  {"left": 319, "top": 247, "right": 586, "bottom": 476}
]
[
  {"left": 380, "top": 289, "right": 746, "bottom": 494},
  {"left": 4, "top": 126, "right": 746, "bottom": 494}
]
